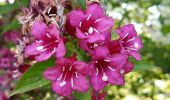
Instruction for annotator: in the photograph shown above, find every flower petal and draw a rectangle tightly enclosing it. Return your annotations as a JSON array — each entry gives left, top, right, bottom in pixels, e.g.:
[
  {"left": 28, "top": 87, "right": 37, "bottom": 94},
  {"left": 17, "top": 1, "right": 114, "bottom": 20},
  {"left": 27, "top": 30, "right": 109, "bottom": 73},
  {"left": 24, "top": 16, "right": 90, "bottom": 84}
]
[
  {"left": 32, "top": 21, "right": 47, "bottom": 39},
  {"left": 73, "top": 61, "right": 89, "bottom": 75},
  {"left": 123, "top": 61, "right": 134, "bottom": 74},
  {"left": 128, "top": 51, "right": 142, "bottom": 61},
  {"left": 55, "top": 41, "right": 66, "bottom": 58},
  {"left": 116, "top": 24, "right": 137, "bottom": 38},
  {"left": 52, "top": 79, "right": 72, "bottom": 96},
  {"left": 95, "top": 17, "right": 114, "bottom": 32},
  {"left": 43, "top": 66, "right": 62, "bottom": 81},
  {"left": 76, "top": 28, "right": 86, "bottom": 39},
  {"left": 25, "top": 42, "right": 40, "bottom": 56},
  {"left": 35, "top": 49, "right": 54, "bottom": 62},
  {"left": 69, "top": 10, "right": 85, "bottom": 27},
  {"left": 93, "top": 46, "right": 110, "bottom": 59},
  {"left": 47, "top": 24, "right": 60, "bottom": 37},
  {"left": 90, "top": 74, "right": 107, "bottom": 91},
  {"left": 86, "top": 3, "right": 105, "bottom": 19},
  {"left": 86, "top": 32, "right": 105, "bottom": 43},
  {"left": 109, "top": 53, "right": 127, "bottom": 69},
  {"left": 105, "top": 68, "right": 125, "bottom": 85},
  {"left": 72, "top": 73, "right": 89, "bottom": 92}
]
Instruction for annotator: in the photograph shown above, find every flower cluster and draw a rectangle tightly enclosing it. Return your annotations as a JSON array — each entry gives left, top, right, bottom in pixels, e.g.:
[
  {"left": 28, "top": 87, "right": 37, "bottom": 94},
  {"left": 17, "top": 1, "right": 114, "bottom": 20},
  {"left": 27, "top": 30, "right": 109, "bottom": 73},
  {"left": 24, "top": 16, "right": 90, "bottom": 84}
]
[{"left": 23, "top": 2, "right": 143, "bottom": 97}]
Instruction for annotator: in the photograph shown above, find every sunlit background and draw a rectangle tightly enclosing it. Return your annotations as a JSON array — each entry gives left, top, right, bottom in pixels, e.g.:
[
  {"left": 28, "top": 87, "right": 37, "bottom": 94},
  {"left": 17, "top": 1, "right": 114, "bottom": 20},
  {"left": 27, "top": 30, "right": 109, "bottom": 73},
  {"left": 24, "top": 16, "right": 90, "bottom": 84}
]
[{"left": 0, "top": 0, "right": 170, "bottom": 100}]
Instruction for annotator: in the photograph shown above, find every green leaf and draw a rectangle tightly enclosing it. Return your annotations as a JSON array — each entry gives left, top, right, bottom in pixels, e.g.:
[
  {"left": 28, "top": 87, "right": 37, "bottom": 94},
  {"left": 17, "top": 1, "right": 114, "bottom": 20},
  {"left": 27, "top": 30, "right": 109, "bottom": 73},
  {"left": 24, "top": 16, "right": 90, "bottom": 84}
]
[
  {"left": 0, "top": 2, "right": 19, "bottom": 15},
  {"left": 0, "top": 19, "right": 20, "bottom": 33},
  {"left": 76, "top": 0, "right": 86, "bottom": 9},
  {"left": 72, "top": 0, "right": 86, "bottom": 9},
  {"left": 73, "top": 92, "right": 91, "bottom": 100},
  {"left": 132, "top": 59, "right": 155, "bottom": 71},
  {"left": 9, "top": 58, "right": 55, "bottom": 97}
]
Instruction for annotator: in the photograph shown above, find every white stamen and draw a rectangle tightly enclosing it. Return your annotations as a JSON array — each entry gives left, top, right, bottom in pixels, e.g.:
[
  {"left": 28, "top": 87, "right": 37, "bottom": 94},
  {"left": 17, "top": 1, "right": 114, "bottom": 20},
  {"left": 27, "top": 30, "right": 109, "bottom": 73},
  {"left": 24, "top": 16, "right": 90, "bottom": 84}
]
[
  {"left": 108, "top": 66, "right": 116, "bottom": 71},
  {"left": 52, "top": 48, "right": 56, "bottom": 53},
  {"left": 122, "top": 33, "right": 129, "bottom": 40},
  {"left": 102, "top": 74, "right": 108, "bottom": 81},
  {"left": 134, "top": 42, "right": 139, "bottom": 48},
  {"left": 85, "top": 32, "right": 89, "bottom": 35},
  {"left": 93, "top": 28, "right": 99, "bottom": 33},
  {"left": 96, "top": 68, "right": 99, "bottom": 75},
  {"left": 62, "top": 67, "right": 65, "bottom": 71},
  {"left": 36, "top": 40, "right": 43, "bottom": 43},
  {"left": 93, "top": 43, "right": 98, "bottom": 48},
  {"left": 57, "top": 73, "right": 63, "bottom": 80},
  {"left": 71, "top": 77, "right": 74, "bottom": 87},
  {"left": 37, "top": 46, "right": 44, "bottom": 51},
  {"left": 69, "top": 66, "right": 73, "bottom": 71},
  {"left": 79, "top": 22, "right": 82, "bottom": 27},
  {"left": 104, "top": 59, "right": 111, "bottom": 62},
  {"left": 95, "top": 19, "right": 102, "bottom": 23},
  {"left": 95, "top": 61, "right": 98, "bottom": 63},
  {"left": 126, "top": 38, "right": 135, "bottom": 43},
  {"left": 87, "top": 15, "right": 92, "bottom": 21},
  {"left": 120, "top": 69, "right": 124, "bottom": 74},
  {"left": 88, "top": 27, "right": 93, "bottom": 34},
  {"left": 46, "top": 33, "right": 51, "bottom": 38},
  {"left": 75, "top": 72, "right": 78, "bottom": 78},
  {"left": 60, "top": 81, "right": 66, "bottom": 87},
  {"left": 55, "top": 40, "right": 59, "bottom": 42}
]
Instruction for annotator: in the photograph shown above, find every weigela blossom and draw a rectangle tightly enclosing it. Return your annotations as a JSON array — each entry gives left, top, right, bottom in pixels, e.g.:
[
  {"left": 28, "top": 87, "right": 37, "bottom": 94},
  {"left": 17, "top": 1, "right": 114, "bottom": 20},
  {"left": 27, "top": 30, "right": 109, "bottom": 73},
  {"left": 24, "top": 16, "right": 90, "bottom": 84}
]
[
  {"left": 89, "top": 46, "right": 127, "bottom": 91},
  {"left": 25, "top": 21, "right": 66, "bottom": 62},
  {"left": 20, "top": 1, "right": 143, "bottom": 97},
  {"left": 116, "top": 24, "right": 143, "bottom": 60},
  {"left": 66, "top": 3, "right": 114, "bottom": 43},
  {"left": 43, "top": 56, "right": 89, "bottom": 96}
]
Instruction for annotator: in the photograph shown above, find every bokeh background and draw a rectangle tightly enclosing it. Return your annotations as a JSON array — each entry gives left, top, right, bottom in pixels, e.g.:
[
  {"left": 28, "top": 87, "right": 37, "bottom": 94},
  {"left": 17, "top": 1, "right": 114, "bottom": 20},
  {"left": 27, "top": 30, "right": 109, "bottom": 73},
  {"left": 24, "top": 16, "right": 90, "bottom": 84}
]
[{"left": 0, "top": 0, "right": 170, "bottom": 100}]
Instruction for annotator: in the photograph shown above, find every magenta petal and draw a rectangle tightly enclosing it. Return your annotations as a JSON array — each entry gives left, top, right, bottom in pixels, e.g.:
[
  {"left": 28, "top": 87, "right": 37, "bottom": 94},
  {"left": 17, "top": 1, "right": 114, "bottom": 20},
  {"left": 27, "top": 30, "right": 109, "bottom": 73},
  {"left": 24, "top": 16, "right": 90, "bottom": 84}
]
[
  {"left": 106, "top": 69, "right": 125, "bottom": 85},
  {"left": 52, "top": 80, "right": 72, "bottom": 96},
  {"left": 93, "top": 46, "right": 110, "bottom": 59},
  {"left": 116, "top": 24, "right": 137, "bottom": 38},
  {"left": 69, "top": 10, "right": 85, "bottom": 27},
  {"left": 95, "top": 17, "right": 114, "bottom": 32},
  {"left": 35, "top": 50, "right": 54, "bottom": 62},
  {"left": 73, "top": 61, "right": 89, "bottom": 75},
  {"left": 56, "top": 58, "right": 74, "bottom": 66},
  {"left": 76, "top": 28, "right": 86, "bottom": 39},
  {"left": 90, "top": 74, "right": 107, "bottom": 91},
  {"left": 47, "top": 24, "right": 60, "bottom": 37},
  {"left": 86, "top": 3, "right": 105, "bottom": 19},
  {"left": 109, "top": 54, "right": 127, "bottom": 69},
  {"left": 43, "top": 66, "right": 62, "bottom": 81},
  {"left": 123, "top": 61, "right": 134, "bottom": 74},
  {"left": 72, "top": 73, "right": 89, "bottom": 92},
  {"left": 87, "top": 32, "right": 105, "bottom": 43},
  {"left": 128, "top": 51, "right": 141, "bottom": 61},
  {"left": 32, "top": 21, "right": 47, "bottom": 39},
  {"left": 56, "top": 41, "right": 66, "bottom": 58},
  {"left": 25, "top": 42, "right": 40, "bottom": 56}
]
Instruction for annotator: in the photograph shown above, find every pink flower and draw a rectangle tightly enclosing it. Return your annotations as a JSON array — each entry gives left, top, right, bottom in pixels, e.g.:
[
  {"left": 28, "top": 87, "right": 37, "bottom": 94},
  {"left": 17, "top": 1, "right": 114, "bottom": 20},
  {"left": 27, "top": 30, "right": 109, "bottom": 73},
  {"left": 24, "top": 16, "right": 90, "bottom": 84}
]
[
  {"left": 3, "top": 31, "right": 21, "bottom": 43},
  {"left": 0, "top": 48, "right": 16, "bottom": 69},
  {"left": 0, "top": 91, "right": 6, "bottom": 100},
  {"left": 43, "top": 56, "right": 89, "bottom": 96},
  {"left": 116, "top": 24, "right": 143, "bottom": 60},
  {"left": 25, "top": 21, "right": 66, "bottom": 62},
  {"left": 90, "top": 46, "right": 126, "bottom": 91},
  {"left": 66, "top": 3, "right": 114, "bottom": 43}
]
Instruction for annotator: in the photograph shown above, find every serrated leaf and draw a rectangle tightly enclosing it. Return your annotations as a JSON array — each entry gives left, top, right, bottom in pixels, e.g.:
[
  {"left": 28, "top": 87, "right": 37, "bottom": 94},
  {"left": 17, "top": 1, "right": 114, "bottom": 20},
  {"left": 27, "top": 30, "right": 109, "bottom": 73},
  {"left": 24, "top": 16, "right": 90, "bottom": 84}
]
[{"left": 9, "top": 58, "right": 55, "bottom": 97}]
